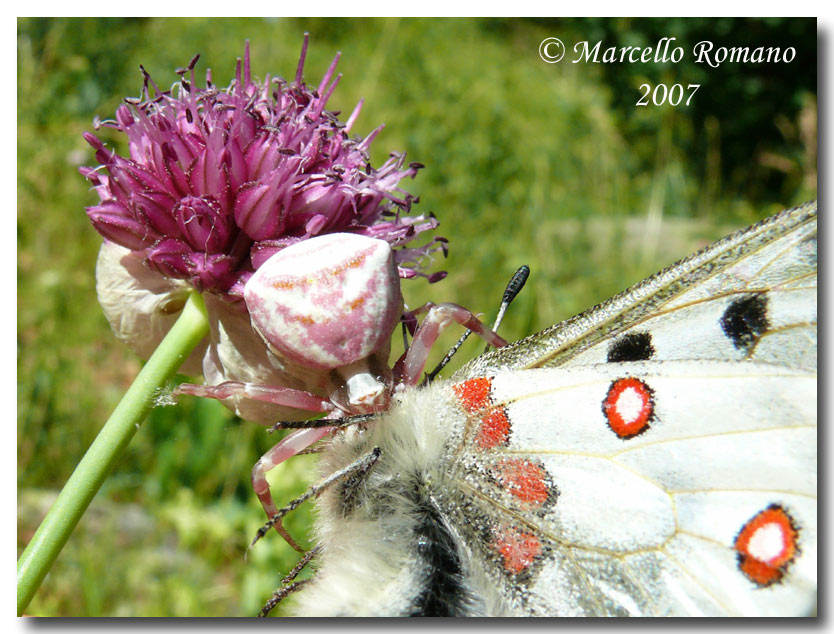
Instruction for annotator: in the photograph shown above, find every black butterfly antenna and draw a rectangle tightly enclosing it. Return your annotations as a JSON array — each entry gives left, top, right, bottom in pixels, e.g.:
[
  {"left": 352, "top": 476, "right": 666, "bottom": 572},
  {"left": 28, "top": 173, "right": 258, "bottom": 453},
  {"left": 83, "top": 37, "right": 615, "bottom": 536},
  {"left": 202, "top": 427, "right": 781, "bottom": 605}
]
[{"left": 425, "top": 265, "right": 530, "bottom": 382}]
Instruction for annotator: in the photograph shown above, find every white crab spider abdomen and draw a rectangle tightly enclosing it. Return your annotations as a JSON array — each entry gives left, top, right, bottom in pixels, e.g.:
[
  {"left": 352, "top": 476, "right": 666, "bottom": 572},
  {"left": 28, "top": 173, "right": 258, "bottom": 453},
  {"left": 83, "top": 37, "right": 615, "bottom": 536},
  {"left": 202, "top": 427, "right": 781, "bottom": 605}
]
[{"left": 245, "top": 233, "right": 403, "bottom": 411}]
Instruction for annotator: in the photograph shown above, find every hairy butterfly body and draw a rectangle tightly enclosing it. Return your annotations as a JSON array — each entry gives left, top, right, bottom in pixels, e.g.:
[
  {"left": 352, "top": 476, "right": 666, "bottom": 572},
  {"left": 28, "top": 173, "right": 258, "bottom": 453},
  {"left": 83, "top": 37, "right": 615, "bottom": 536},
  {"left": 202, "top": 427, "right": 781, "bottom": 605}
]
[{"left": 283, "top": 202, "right": 817, "bottom": 616}]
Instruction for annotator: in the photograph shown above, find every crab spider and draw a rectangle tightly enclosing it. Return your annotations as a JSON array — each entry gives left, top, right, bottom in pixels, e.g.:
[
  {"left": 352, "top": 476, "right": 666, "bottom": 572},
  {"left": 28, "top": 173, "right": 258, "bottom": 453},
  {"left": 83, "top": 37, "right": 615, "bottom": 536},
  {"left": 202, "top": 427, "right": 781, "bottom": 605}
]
[{"left": 175, "top": 233, "right": 507, "bottom": 550}]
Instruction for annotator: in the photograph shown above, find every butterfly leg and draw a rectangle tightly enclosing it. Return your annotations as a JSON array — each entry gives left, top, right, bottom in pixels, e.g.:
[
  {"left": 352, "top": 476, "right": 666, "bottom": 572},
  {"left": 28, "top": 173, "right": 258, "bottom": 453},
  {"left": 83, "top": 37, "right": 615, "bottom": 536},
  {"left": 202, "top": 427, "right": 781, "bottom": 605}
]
[
  {"left": 250, "top": 413, "right": 378, "bottom": 551},
  {"left": 396, "top": 302, "right": 509, "bottom": 386},
  {"left": 258, "top": 545, "right": 321, "bottom": 616},
  {"left": 252, "top": 447, "right": 382, "bottom": 548}
]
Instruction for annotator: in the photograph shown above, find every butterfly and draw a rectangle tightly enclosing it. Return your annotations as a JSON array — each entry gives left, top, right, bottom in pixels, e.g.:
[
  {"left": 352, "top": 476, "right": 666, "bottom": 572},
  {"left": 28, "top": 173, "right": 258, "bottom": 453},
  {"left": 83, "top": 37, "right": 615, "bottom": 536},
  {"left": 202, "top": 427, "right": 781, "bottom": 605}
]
[{"left": 264, "top": 202, "right": 817, "bottom": 617}]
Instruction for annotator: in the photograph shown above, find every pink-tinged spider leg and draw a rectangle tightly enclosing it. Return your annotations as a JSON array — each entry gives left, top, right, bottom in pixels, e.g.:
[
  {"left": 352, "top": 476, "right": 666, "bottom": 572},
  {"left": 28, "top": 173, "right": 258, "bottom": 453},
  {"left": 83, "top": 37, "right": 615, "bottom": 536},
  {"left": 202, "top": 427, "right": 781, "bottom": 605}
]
[
  {"left": 397, "top": 302, "right": 509, "bottom": 386},
  {"left": 174, "top": 381, "right": 337, "bottom": 548},
  {"left": 252, "top": 425, "right": 336, "bottom": 552},
  {"left": 174, "top": 381, "right": 336, "bottom": 414}
]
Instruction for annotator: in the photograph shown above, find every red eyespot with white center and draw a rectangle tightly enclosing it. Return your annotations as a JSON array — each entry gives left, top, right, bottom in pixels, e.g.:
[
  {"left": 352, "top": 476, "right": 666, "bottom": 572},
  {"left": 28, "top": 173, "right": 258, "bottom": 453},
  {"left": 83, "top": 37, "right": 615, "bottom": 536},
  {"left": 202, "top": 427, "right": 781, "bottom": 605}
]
[
  {"left": 602, "top": 377, "right": 654, "bottom": 439},
  {"left": 452, "top": 377, "right": 511, "bottom": 449},
  {"left": 734, "top": 505, "right": 799, "bottom": 587}
]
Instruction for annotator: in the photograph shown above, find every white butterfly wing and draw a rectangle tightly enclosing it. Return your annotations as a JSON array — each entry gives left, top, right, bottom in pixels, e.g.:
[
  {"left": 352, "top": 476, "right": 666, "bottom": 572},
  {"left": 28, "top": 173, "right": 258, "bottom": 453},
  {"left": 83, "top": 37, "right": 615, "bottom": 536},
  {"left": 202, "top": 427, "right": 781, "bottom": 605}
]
[
  {"left": 290, "top": 204, "right": 816, "bottom": 617},
  {"left": 445, "top": 202, "right": 816, "bottom": 616},
  {"left": 449, "top": 362, "right": 815, "bottom": 616},
  {"left": 458, "top": 202, "right": 817, "bottom": 376}
]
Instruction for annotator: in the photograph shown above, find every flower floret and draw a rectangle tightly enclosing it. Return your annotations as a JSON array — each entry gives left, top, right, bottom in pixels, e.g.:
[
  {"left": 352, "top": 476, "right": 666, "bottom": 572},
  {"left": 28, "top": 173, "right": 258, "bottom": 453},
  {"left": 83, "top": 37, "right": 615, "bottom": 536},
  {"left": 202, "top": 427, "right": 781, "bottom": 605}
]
[{"left": 81, "top": 36, "right": 445, "bottom": 299}]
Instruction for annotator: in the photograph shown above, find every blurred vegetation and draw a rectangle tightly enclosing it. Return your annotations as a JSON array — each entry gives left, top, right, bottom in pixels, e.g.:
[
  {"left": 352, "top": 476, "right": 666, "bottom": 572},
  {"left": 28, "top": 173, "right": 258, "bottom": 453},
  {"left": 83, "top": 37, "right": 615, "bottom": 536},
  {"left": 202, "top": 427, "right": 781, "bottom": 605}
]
[{"left": 17, "top": 17, "right": 816, "bottom": 616}]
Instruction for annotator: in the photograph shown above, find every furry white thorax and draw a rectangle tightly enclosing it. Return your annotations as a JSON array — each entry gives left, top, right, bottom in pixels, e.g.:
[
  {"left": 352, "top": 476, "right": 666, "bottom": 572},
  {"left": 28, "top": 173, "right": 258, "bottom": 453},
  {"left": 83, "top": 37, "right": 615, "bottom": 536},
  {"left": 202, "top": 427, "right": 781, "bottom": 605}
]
[{"left": 288, "top": 381, "right": 508, "bottom": 616}]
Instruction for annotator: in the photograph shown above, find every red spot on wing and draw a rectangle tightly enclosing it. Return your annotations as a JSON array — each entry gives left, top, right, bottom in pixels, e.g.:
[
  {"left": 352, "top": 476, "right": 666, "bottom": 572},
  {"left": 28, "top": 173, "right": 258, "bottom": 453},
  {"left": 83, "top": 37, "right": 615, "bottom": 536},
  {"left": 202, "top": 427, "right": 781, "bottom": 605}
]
[
  {"left": 452, "top": 377, "right": 511, "bottom": 449},
  {"left": 602, "top": 377, "right": 654, "bottom": 439},
  {"left": 452, "top": 377, "right": 492, "bottom": 413},
  {"left": 494, "top": 458, "right": 550, "bottom": 506},
  {"left": 476, "top": 407, "right": 511, "bottom": 449},
  {"left": 492, "top": 528, "right": 542, "bottom": 575},
  {"left": 735, "top": 505, "right": 799, "bottom": 586}
]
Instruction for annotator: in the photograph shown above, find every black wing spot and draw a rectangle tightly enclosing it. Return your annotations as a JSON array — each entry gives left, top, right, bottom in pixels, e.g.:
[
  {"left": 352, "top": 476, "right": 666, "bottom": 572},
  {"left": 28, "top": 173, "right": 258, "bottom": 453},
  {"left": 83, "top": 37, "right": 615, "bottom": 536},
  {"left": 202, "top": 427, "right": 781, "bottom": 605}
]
[
  {"left": 607, "top": 331, "right": 655, "bottom": 362},
  {"left": 720, "top": 294, "right": 769, "bottom": 351}
]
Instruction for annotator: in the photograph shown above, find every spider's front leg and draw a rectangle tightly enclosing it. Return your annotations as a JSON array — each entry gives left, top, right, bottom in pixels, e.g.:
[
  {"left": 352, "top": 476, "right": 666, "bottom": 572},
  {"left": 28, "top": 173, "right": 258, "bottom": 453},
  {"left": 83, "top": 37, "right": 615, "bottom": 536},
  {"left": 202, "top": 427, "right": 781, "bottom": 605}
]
[
  {"left": 395, "top": 302, "right": 509, "bottom": 387},
  {"left": 251, "top": 421, "right": 343, "bottom": 552},
  {"left": 173, "top": 380, "right": 338, "bottom": 547},
  {"left": 174, "top": 381, "right": 335, "bottom": 414}
]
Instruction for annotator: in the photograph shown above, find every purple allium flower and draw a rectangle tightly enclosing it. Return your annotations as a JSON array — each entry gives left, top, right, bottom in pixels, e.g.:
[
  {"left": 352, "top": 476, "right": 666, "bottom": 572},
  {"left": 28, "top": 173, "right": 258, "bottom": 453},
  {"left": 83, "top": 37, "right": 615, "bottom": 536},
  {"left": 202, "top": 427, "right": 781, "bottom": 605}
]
[
  {"left": 81, "top": 36, "right": 447, "bottom": 301},
  {"left": 83, "top": 37, "right": 448, "bottom": 422}
]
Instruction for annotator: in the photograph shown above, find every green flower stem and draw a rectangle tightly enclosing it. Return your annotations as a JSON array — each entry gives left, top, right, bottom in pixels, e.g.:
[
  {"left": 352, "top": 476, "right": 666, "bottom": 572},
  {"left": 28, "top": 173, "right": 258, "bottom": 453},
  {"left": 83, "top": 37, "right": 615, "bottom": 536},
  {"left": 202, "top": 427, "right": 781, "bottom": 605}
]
[{"left": 17, "top": 291, "right": 210, "bottom": 616}]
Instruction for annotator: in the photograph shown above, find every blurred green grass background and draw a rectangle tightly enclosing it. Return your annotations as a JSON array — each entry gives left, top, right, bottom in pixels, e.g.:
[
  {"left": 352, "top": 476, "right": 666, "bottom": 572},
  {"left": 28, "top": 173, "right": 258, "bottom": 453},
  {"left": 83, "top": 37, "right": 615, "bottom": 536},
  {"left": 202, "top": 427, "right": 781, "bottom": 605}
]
[{"left": 17, "top": 17, "right": 816, "bottom": 616}]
